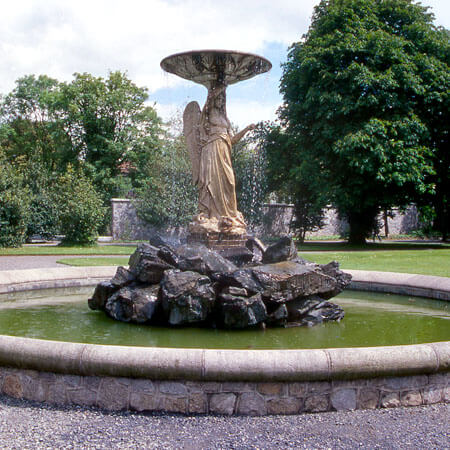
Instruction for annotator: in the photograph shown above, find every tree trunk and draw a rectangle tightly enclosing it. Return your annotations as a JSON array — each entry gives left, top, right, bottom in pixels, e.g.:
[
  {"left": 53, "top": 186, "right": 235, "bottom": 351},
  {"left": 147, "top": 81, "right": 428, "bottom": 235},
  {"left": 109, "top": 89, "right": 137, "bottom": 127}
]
[
  {"left": 346, "top": 208, "right": 379, "bottom": 245},
  {"left": 383, "top": 209, "right": 389, "bottom": 238},
  {"left": 348, "top": 228, "right": 367, "bottom": 245}
]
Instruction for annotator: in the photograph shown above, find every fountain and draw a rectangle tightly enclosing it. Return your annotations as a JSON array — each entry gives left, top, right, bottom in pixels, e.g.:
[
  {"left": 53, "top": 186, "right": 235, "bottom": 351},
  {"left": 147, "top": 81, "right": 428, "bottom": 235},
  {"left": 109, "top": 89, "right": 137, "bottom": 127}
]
[
  {"left": 160, "top": 50, "right": 271, "bottom": 244},
  {"left": 85, "top": 51, "right": 353, "bottom": 329},
  {"left": 0, "top": 50, "right": 448, "bottom": 415}
]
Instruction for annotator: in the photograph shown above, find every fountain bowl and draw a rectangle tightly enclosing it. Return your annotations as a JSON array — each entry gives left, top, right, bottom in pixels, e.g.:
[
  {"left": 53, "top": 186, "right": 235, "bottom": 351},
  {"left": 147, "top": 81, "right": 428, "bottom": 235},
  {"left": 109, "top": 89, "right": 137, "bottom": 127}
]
[{"left": 160, "top": 50, "right": 272, "bottom": 88}]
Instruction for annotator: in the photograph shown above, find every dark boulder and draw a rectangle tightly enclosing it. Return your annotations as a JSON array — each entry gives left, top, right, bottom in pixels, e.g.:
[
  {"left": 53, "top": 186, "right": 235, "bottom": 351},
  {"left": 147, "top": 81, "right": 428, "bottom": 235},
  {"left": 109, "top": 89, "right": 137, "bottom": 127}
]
[
  {"left": 148, "top": 235, "right": 182, "bottom": 267},
  {"left": 262, "top": 236, "right": 297, "bottom": 264},
  {"left": 318, "top": 261, "right": 352, "bottom": 299},
  {"left": 160, "top": 270, "right": 216, "bottom": 325},
  {"left": 217, "top": 292, "right": 267, "bottom": 328},
  {"left": 136, "top": 258, "right": 174, "bottom": 284},
  {"left": 128, "top": 243, "right": 174, "bottom": 283},
  {"left": 175, "top": 244, "right": 237, "bottom": 275},
  {"left": 286, "top": 296, "right": 345, "bottom": 326},
  {"left": 88, "top": 233, "right": 351, "bottom": 330},
  {"left": 88, "top": 281, "right": 118, "bottom": 310},
  {"left": 128, "top": 243, "right": 159, "bottom": 272},
  {"left": 104, "top": 285, "right": 160, "bottom": 323},
  {"left": 266, "top": 303, "right": 288, "bottom": 326},
  {"left": 286, "top": 296, "right": 322, "bottom": 321},
  {"left": 157, "top": 245, "right": 180, "bottom": 267},
  {"left": 252, "top": 261, "right": 337, "bottom": 303},
  {"left": 245, "top": 236, "right": 266, "bottom": 264},
  {"left": 110, "top": 266, "right": 135, "bottom": 288},
  {"left": 219, "top": 246, "right": 254, "bottom": 267},
  {"left": 213, "top": 268, "right": 266, "bottom": 295}
]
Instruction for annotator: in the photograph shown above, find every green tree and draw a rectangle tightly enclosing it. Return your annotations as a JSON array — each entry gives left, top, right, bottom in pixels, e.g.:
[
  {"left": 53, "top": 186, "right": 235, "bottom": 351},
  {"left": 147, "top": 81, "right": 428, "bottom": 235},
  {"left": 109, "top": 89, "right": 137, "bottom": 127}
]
[
  {"left": 59, "top": 71, "right": 163, "bottom": 203},
  {"left": 232, "top": 123, "right": 268, "bottom": 230},
  {"left": 0, "top": 75, "right": 70, "bottom": 170},
  {"left": 280, "top": 0, "right": 447, "bottom": 244},
  {"left": 0, "top": 71, "right": 165, "bottom": 235},
  {"left": 262, "top": 123, "right": 326, "bottom": 242},
  {"left": 0, "top": 153, "right": 31, "bottom": 247},
  {"left": 55, "top": 166, "right": 106, "bottom": 245},
  {"left": 133, "top": 115, "right": 197, "bottom": 228},
  {"left": 21, "top": 158, "right": 61, "bottom": 241}
]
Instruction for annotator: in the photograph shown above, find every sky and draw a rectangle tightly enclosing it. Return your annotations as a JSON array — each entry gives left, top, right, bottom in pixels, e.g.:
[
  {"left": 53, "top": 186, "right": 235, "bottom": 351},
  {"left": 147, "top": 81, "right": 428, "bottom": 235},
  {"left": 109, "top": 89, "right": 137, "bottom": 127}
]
[{"left": 1, "top": 0, "right": 449, "bottom": 128}]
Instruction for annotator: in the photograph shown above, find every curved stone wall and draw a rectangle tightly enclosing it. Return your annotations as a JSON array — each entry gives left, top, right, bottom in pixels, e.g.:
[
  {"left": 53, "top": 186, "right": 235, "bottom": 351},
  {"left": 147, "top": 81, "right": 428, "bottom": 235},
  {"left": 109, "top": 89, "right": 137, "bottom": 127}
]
[{"left": 0, "top": 267, "right": 448, "bottom": 415}]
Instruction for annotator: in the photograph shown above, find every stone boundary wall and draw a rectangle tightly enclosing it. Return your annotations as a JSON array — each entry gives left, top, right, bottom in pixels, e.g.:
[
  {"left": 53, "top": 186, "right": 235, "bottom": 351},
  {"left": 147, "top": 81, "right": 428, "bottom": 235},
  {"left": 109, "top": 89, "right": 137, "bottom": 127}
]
[
  {"left": 0, "top": 268, "right": 448, "bottom": 415},
  {"left": 111, "top": 199, "right": 420, "bottom": 240},
  {"left": 1, "top": 366, "right": 448, "bottom": 415}
]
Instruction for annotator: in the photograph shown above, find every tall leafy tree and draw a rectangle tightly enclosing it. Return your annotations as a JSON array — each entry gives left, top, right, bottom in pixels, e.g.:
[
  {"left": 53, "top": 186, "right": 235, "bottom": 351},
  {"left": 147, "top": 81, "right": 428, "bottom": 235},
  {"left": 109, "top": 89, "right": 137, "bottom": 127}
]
[
  {"left": 0, "top": 150, "right": 31, "bottom": 247},
  {"left": 0, "top": 71, "right": 164, "bottom": 235},
  {"left": 0, "top": 75, "right": 70, "bottom": 170},
  {"left": 262, "top": 123, "right": 327, "bottom": 241},
  {"left": 279, "top": 0, "right": 448, "bottom": 243},
  {"left": 58, "top": 71, "right": 163, "bottom": 203}
]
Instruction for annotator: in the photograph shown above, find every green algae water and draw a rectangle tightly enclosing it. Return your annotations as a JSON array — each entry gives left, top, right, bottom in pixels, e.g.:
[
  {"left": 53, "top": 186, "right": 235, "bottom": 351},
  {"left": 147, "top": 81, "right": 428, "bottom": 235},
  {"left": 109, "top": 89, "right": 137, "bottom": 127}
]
[{"left": 0, "top": 287, "right": 448, "bottom": 349}]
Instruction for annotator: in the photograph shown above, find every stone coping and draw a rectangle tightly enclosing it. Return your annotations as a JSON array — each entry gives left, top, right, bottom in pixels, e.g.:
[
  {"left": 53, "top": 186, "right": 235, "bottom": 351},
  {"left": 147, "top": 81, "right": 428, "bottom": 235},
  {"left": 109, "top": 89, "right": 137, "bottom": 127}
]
[
  {"left": 0, "top": 267, "right": 448, "bottom": 384},
  {"left": 0, "top": 335, "right": 448, "bottom": 382},
  {"left": 0, "top": 266, "right": 117, "bottom": 294},
  {"left": 346, "top": 269, "right": 450, "bottom": 301}
]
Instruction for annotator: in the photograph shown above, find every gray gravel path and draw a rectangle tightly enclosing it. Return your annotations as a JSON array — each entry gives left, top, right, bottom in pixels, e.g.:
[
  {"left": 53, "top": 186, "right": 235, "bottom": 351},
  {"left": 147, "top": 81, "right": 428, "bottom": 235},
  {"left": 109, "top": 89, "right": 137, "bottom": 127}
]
[{"left": 0, "top": 395, "right": 448, "bottom": 449}]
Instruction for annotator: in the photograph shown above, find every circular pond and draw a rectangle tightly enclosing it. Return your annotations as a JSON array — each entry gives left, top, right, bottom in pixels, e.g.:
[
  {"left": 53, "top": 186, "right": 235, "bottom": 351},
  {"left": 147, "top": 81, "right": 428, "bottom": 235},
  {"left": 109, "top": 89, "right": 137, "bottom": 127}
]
[{"left": 1, "top": 286, "right": 449, "bottom": 349}]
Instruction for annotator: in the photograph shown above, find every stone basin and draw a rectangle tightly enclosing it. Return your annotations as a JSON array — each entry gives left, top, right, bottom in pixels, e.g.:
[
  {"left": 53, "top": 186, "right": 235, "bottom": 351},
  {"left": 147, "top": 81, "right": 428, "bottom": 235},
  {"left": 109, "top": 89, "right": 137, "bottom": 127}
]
[{"left": 0, "top": 267, "right": 448, "bottom": 415}]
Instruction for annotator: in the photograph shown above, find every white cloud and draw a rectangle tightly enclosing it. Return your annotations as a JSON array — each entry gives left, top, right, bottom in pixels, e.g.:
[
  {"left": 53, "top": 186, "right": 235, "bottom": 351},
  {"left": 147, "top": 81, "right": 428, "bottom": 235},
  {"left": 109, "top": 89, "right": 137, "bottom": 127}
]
[
  {"left": 0, "top": 0, "right": 448, "bottom": 128},
  {"left": 0, "top": 0, "right": 317, "bottom": 93}
]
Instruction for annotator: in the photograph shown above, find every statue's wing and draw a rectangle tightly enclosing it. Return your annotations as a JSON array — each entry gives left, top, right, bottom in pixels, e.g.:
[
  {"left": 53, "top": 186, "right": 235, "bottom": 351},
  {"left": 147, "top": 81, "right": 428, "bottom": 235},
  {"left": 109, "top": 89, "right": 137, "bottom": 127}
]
[{"left": 183, "top": 101, "right": 201, "bottom": 186}]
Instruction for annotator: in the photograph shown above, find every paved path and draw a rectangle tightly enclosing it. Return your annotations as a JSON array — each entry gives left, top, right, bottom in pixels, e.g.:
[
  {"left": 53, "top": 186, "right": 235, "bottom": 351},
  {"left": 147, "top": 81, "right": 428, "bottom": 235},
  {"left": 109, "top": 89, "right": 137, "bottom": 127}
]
[{"left": 0, "top": 255, "right": 120, "bottom": 271}]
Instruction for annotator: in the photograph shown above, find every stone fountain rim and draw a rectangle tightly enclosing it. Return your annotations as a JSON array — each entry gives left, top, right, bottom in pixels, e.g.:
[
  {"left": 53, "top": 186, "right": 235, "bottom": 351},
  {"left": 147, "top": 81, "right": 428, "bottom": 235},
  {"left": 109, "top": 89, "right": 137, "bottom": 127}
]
[
  {"left": 161, "top": 49, "right": 272, "bottom": 65},
  {"left": 0, "top": 267, "right": 448, "bottom": 382}
]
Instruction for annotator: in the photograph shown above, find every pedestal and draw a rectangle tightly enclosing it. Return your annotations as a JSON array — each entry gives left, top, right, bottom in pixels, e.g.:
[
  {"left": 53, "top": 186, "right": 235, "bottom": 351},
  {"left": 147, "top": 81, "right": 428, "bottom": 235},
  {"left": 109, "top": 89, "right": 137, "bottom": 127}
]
[{"left": 187, "top": 232, "right": 253, "bottom": 266}]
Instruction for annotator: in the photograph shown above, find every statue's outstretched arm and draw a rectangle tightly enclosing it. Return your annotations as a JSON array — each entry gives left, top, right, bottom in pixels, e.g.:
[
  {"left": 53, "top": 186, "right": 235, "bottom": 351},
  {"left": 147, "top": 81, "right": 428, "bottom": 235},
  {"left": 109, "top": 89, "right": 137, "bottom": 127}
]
[{"left": 231, "top": 123, "right": 256, "bottom": 145}]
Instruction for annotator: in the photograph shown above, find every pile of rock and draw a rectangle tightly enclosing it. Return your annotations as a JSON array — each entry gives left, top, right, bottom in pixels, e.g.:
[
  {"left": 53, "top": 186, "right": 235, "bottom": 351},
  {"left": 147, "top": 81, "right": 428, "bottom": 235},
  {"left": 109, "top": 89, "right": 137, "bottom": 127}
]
[{"left": 88, "top": 237, "right": 351, "bottom": 329}]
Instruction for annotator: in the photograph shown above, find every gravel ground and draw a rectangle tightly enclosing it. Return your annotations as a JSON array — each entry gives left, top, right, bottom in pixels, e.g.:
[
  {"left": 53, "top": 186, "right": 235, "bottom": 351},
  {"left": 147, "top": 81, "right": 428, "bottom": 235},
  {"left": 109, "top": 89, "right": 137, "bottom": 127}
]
[{"left": 0, "top": 395, "right": 448, "bottom": 449}]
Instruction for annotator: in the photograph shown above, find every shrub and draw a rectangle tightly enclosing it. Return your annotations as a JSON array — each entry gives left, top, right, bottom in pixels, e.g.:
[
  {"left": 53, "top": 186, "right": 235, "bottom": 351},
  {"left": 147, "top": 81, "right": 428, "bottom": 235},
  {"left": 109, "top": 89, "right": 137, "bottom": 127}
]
[
  {"left": 26, "top": 189, "right": 60, "bottom": 241},
  {"left": 0, "top": 158, "right": 31, "bottom": 247},
  {"left": 55, "top": 166, "right": 106, "bottom": 245}
]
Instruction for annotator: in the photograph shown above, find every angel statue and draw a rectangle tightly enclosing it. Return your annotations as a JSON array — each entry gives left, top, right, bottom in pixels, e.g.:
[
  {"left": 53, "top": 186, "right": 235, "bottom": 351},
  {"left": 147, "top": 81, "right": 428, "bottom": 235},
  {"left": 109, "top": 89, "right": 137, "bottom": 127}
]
[{"left": 184, "top": 84, "right": 255, "bottom": 236}]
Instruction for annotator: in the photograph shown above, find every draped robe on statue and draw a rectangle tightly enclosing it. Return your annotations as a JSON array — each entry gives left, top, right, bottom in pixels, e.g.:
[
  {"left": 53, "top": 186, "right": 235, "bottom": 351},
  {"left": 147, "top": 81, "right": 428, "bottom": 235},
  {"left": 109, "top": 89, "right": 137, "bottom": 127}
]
[
  {"left": 185, "top": 86, "right": 248, "bottom": 235},
  {"left": 199, "top": 132, "right": 237, "bottom": 219}
]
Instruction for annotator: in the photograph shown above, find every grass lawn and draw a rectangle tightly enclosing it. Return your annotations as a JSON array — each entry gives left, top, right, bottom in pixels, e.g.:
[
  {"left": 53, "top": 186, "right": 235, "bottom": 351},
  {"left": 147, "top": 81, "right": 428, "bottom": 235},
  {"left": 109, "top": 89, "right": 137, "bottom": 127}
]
[
  {"left": 55, "top": 242, "right": 450, "bottom": 277},
  {"left": 57, "top": 257, "right": 130, "bottom": 266},
  {"left": 297, "top": 241, "right": 449, "bottom": 252},
  {"left": 0, "top": 245, "right": 137, "bottom": 256},
  {"left": 301, "top": 249, "right": 450, "bottom": 277}
]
